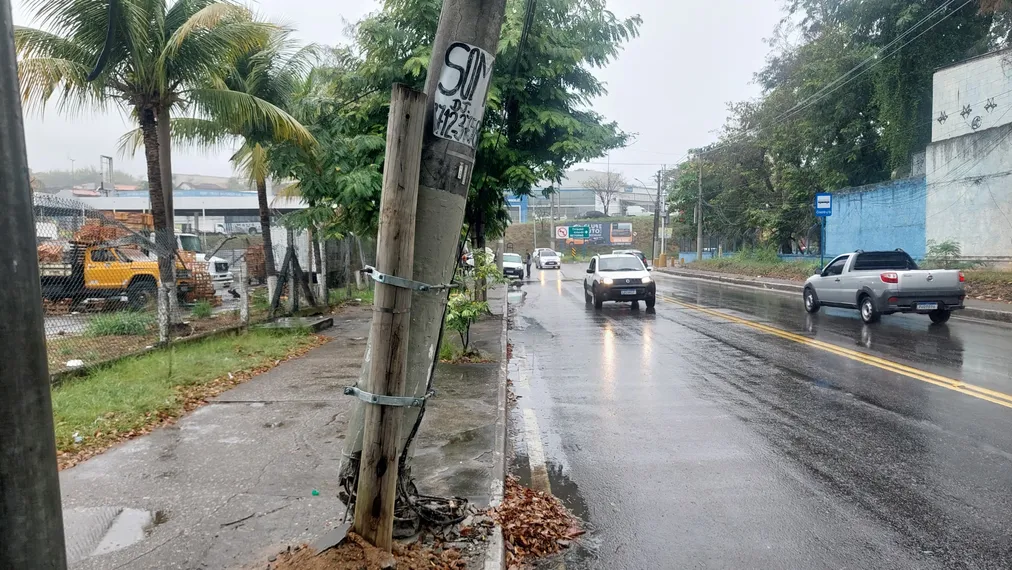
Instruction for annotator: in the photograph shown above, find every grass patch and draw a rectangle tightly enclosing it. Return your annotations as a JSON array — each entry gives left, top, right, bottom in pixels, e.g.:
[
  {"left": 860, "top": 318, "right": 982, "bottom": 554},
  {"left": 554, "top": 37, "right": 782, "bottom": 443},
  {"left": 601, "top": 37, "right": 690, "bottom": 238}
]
[
  {"left": 963, "top": 269, "right": 1012, "bottom": 302},
  {"left": 439, "top": 339, "right": 457, "bottom": 361},
  {"left": 52, "top": 328, "right": 324, "bottom": 468},
  {"left": 329, "top": 287, "right": 375, "bottom": 306},
  {"left": 191, "top": 299, "right": 213, "bottom": 318},
  {"left": 86, "top": 312, "right": 156, "bottom": 336},
  {"left": 691, "top": 247, "right": 819, "bottom": 281}
]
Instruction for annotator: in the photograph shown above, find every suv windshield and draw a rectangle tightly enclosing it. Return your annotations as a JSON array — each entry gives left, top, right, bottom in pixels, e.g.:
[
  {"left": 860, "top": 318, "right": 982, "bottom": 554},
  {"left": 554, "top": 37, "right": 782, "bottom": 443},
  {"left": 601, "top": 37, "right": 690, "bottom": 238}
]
[
  {"left": 852, "top": 251, "right": 918, "bottom": 271},
  {"left": 503, "top": 253, "right": 522, "bottom": 263},
  {"left": 599, "top": 256, "right": 644, "bottom": 272}
]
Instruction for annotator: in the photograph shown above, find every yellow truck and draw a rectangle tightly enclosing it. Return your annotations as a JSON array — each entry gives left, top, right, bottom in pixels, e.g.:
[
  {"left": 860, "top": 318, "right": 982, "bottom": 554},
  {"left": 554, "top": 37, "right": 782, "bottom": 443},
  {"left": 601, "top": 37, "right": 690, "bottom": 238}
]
[{"left": 40, "top": 243, "right": 193, "bottom": 309}]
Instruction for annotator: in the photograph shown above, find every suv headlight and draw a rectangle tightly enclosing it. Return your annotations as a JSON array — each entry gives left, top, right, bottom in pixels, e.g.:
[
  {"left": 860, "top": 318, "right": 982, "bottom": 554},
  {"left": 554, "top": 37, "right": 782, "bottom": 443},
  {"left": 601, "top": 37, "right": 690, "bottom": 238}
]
[
  {"left": 641, "top": 276, "right": 652, "bottom": 283},
  {"left": 602, "top": 278, "right": 614, "bottom": 285}
]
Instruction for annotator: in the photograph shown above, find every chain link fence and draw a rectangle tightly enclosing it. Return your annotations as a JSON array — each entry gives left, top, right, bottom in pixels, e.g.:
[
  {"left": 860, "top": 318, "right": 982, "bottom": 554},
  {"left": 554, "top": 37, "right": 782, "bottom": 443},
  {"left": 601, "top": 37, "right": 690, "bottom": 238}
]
[{"left": 35, "top": 195, "right": 283, "bottom": 375}]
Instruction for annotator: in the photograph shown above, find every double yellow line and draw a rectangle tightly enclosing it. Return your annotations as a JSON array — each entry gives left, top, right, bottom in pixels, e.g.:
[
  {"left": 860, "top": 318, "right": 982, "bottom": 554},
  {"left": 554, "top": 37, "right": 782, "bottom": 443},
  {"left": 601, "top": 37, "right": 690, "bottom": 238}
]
[{"left": 660, "top": 295, "right": 1012, "bottom": 410}]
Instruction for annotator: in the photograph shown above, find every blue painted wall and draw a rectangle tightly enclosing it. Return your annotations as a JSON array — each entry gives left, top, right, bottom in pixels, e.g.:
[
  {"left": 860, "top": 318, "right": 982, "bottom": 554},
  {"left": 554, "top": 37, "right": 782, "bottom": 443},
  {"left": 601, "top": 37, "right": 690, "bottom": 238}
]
[{"left": 825, "top": 176, "right": 926, "bottom": 259}]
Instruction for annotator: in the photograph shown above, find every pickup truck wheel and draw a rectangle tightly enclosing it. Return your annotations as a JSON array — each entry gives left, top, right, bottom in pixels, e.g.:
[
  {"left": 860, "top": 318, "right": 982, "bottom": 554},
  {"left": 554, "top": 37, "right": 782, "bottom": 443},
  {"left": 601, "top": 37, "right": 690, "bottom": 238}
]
[
  {"left": 593, "top": 285, "right": 603, "bottom": 310},
  {"left": 646, "top": 297, "right": 656, "bottom": 309},
  {"left": 804, "top": 287, "right": 820, "bottom": 314},
  {"left": 860, "top": 295, "right": 881, "bottom": 324},
  {"left": 584, "top": 287, "right": 592, "bottom": 305},
  {"left": 929, "top": 309, "right": 952, "bottom": 324},
  {"left": 128, "top": 283, "right": 156, "bottom": 310}
]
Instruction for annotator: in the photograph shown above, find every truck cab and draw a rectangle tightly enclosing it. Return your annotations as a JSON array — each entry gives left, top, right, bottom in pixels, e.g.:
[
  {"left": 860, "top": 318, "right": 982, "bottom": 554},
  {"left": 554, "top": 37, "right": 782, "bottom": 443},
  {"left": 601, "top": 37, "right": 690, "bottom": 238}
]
[
  {"left": 41, "top": 244, "right": 194, "bottom": 309},
  {"left": 177, "top": 234, "right": 233, "bottom": 290}
]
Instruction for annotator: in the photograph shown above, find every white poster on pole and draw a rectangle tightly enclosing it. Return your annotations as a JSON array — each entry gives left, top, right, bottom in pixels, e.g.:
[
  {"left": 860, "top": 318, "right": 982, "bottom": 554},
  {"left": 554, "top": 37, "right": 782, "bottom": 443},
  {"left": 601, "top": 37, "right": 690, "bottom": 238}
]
[{"left": 432, "top": 41, "right": 495, "bottom": 148}]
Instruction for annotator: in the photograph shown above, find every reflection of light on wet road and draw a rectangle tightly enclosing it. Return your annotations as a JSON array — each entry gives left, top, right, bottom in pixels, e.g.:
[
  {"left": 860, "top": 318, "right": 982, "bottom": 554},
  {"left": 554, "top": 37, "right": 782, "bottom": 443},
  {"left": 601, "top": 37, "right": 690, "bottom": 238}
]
[
  {"left": 557, "top": 276, "right": 563, "bottom": 295},
  {"left": 539, "top": 270, "right": 545, "bottom": 286},
  {"left": 642, "top": 322, "right": 653, "bottom": 361},
  {"left": 602, "top": 323, "right": 616, "bottom": 401}
]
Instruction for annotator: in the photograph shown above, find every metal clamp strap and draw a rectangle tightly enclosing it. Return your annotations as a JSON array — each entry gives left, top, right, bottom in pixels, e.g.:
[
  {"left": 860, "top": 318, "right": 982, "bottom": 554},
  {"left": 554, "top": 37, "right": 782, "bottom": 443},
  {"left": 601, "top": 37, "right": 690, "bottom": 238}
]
[
  {"left": 361, "top": 266, "right": 457, "bottom": 292},
  {"left": 343, "top": 386, "right": 435, "bottom": 408}
]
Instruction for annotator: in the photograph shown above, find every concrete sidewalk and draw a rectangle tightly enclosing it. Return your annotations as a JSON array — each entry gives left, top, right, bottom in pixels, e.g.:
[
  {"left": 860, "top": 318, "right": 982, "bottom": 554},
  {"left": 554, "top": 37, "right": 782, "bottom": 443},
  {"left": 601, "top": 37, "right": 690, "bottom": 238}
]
[
  {"left": 657, "top": 267, "right": 1012, "bottom": 323},
  {"left": 59, "top": 290, "right": 507, "bottom": 569}
]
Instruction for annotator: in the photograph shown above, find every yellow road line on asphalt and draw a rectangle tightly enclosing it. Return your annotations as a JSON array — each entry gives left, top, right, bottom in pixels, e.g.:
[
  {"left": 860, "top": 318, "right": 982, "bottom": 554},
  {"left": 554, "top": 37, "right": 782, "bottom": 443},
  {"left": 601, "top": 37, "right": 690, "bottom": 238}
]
[{"left": 660, "top": 295, "right": 1012, "bottom": 410}]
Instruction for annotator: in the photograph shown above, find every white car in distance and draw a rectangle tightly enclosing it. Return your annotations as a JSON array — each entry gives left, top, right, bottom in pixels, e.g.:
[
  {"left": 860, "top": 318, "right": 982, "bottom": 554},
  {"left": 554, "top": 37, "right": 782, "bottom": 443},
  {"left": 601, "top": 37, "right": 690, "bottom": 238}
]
[{"left": 534, "top": 249, "right": 561, "bottom": 269}]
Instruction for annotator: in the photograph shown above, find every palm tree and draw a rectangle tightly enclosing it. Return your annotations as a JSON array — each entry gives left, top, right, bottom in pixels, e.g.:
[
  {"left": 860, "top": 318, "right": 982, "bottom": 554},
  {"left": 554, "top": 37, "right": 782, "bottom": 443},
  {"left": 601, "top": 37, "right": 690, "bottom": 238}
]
[
  {"left": 16, "top": 0, "right": 304, "bottom": 324},
  {"left": 170, "top": 29, "right": 316, "bottom": 296}
]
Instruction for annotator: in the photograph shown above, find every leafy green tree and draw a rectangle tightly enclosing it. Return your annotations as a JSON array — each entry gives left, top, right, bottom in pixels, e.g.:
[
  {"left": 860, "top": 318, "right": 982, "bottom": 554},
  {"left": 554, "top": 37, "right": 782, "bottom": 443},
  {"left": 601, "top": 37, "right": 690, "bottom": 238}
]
[
  {"left": 350, "top": 0, "right": 639, "bottom": 250},
  {"left": 268, "top": 47, "right": 388, "bottom": 239}
]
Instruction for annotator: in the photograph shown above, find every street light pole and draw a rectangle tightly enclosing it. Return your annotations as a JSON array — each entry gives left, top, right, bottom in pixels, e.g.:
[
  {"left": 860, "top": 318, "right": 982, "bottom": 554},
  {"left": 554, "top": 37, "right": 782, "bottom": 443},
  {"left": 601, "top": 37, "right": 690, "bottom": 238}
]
[{"left": 0, "top": 1, "right": 69, "bottom": 567}]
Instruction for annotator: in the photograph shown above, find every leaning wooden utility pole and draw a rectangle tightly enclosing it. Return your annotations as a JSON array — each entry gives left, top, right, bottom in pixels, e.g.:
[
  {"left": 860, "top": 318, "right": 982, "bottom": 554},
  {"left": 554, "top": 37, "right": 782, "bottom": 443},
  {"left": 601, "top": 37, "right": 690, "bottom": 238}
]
[
  {"left": 0, "top": 1, "right": 68, "bottom": 565},
  {"left": 341, "top": 0, "right": 509, "bottom": 527},
  {"left": 352, "top": 84, "right": 428, "bottom": 550}
]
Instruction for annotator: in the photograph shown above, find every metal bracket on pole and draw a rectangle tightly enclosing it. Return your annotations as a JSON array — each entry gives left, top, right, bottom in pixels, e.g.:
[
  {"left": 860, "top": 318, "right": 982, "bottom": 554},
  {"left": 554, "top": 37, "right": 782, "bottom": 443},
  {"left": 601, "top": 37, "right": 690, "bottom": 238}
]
[
  {"left": 344, "top": 386, "right": 435, "bottom": 408},
  {"left": 360, "top": 266, "right": 458, "bottom": 292}
]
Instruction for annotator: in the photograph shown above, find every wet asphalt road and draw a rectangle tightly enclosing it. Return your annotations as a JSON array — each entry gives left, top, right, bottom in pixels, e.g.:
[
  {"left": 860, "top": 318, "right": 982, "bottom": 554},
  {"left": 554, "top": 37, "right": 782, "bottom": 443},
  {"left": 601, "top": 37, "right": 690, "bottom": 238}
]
[{"left": 508, "top": 265, "right": 1012, "bottom": 569}]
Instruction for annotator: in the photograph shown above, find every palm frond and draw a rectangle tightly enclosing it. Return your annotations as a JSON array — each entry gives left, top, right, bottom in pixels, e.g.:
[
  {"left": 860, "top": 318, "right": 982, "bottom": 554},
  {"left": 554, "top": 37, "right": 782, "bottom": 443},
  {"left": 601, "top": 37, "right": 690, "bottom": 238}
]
[
  {"left": 189, "top": 87, "right": 315, "bottom": 145},
  {"left": 232, "top": 142, "right": 270, "bottom": 187},
  {"left": 170, "top": 117, "right": 236, "bottom": 151},
  {"left": 163, "top": 21, "right": 278, "bottom": 87},
  {"left": 14, "top": 26, "right": 96, "bottom": 62},
  {"left": 116, "top": 127, "right": 144, "bottom": 157},
  {"left": 17, "top": 56, "right": 107, "bottom": 114}
]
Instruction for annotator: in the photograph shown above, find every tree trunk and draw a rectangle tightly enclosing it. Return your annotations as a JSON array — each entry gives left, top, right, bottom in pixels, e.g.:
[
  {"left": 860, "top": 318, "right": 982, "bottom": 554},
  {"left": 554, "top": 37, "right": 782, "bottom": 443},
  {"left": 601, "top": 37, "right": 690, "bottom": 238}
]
[
  {"left": 140, "top": 108, "right": 171, "bottom": 342},
  {"left": 156, "top": 107, "right": 180, "bottom": 324},
  {"left": 257, "top": 175, "right": 278, "bottom": 299}
]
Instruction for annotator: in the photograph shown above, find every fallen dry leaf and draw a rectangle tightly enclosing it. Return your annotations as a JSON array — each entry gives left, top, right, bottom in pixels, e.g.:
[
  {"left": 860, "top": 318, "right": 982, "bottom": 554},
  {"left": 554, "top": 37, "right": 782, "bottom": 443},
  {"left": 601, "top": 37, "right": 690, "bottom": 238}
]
[{"left": 491, "top": 477, "right": 581, "bottom": 567}]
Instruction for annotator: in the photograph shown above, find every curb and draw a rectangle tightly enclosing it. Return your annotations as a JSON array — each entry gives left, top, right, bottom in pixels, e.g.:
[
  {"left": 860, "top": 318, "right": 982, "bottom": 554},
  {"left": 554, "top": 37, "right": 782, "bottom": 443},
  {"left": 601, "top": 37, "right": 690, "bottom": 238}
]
[
  {"left": 483, "top": 289, "right": 509, "bottom": 570},
  {"left": 657, "top": 268, "right": 803, "bottom": 294},
  {"left": 657, "top": 268, "right": 1012, "bottom": 324}
]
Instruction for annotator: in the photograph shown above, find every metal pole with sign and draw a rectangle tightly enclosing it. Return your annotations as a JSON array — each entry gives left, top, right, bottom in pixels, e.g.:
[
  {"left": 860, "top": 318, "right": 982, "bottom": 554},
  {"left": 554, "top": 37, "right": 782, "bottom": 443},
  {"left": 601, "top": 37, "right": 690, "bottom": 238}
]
[{"left": 815, "top": 193, "right": 832, "bottom": 267}]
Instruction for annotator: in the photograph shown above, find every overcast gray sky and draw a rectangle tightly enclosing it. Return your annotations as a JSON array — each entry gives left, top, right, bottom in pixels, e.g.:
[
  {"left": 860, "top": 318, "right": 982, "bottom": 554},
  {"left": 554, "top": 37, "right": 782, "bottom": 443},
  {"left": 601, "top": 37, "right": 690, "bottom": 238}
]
[{"left": 14, "top": 0, "right": 783, "bottom": 184}]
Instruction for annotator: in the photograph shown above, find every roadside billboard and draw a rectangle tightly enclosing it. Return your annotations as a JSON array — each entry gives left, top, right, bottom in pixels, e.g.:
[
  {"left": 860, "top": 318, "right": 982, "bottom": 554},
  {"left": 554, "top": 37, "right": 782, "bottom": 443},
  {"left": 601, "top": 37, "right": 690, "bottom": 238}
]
[{"left": 564, "top": 222, "right": 634, "bottom": 246}]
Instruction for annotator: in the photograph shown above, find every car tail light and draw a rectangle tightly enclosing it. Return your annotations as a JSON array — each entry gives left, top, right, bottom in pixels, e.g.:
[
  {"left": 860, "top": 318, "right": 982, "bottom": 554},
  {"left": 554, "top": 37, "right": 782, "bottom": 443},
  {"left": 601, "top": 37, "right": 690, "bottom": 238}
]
[
  {"left": 959, "top": 271, "right": 965, "bottom": 282},
  {"left": 888, "top": 297, "right": 899, "bottom": 304},
  {"left": 880, "top": 272, "right": 899, "bottom": 284}
]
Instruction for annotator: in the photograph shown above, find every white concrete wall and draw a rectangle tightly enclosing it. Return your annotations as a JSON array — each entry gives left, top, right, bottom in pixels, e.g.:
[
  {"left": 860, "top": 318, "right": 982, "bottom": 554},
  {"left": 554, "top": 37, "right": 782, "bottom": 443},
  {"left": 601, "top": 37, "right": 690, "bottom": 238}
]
[
  {"left": 932, "top": 50, "right": 1012, "bottom": 142},
  {"left": 925, "top": 123, "right": 1012, "bottom": 260}
]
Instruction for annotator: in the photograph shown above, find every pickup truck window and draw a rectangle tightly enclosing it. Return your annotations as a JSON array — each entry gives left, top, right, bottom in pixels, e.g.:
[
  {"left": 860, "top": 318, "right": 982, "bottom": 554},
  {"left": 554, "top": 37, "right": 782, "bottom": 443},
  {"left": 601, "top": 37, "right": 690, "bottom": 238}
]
[
  {"left": 824, "top": 255, "right": 849, "bottom": 276},
  {"left": 852, "top": 251, "right": 918, "bottom": 271},
  {"left": 91, "top": 249, "right": 116, "bottom": 262}
]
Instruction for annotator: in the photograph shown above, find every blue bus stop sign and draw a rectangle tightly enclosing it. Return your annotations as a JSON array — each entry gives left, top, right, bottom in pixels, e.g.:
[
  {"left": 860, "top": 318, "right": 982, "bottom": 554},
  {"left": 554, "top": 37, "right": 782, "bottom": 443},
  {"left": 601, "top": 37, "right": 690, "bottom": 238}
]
[{"left": 815, "top": 193, "right": 832, "bottom": 217}]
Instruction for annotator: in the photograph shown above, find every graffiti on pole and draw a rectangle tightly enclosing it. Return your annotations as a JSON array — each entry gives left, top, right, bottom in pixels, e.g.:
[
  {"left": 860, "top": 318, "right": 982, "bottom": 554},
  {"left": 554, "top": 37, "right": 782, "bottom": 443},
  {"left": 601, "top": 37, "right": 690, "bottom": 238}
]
[{"left": 433, "top": 41, "right": 494, "bottom": 148}]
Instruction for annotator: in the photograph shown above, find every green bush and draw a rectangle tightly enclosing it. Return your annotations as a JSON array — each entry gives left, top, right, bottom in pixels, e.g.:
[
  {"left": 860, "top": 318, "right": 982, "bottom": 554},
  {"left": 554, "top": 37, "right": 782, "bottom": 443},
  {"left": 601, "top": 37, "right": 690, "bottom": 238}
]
[
  {"left": 86, "top": 312, "right": 155, "bottom": 337},
  {"left": 191, "top": 300, "right": 213, "bottom": 319},
  {"left": 445, "top": 293, "right": 489, "bottom": 350}
]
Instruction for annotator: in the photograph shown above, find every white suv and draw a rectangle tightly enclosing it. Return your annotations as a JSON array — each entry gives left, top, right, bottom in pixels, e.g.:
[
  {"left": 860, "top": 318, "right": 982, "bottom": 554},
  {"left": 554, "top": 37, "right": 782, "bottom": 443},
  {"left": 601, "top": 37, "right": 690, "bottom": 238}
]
[{"left": 584, "top": 254, "right": 656, "bottom": 309}]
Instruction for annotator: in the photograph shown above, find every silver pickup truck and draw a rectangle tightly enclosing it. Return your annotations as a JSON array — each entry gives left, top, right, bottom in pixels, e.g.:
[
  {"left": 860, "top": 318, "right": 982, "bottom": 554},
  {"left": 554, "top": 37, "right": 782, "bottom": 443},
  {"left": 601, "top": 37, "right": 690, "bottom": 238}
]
[{"left": 803, "top": 250, "right": 966, "bottom": 324}]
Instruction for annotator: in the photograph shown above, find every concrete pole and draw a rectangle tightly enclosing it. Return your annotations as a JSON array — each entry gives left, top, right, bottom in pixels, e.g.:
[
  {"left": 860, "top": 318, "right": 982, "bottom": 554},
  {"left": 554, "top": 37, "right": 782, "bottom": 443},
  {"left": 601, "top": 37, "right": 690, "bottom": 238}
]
[
  {"left": 341, "top": 0, "right": 509, "bottom": 489},
  {"left": 652, "top": 166, "right": 663, "bottom": 262},
  {"left": 696, "top": 155, "right": 703, "bottom": 262},
  {"left": 0, "top": 3, "right": 68, "bottom": 564},
  {"left": 239, "top": 259, "right": 250, "bottom": 329}
]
